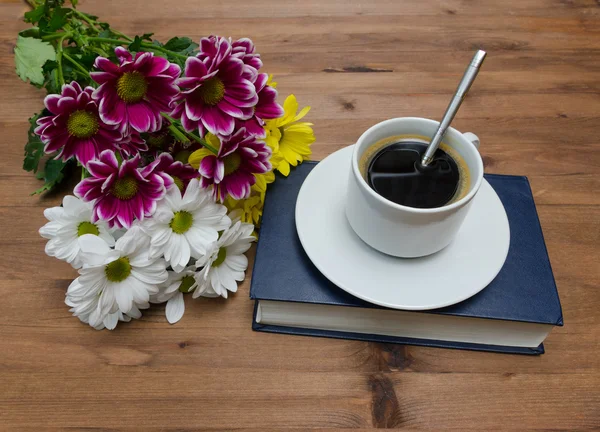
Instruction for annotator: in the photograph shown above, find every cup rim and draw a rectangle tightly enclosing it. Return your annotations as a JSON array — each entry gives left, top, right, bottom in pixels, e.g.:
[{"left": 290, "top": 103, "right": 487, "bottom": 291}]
[{"left": 352, "top": 117, "right": 484, "bottom": 214}]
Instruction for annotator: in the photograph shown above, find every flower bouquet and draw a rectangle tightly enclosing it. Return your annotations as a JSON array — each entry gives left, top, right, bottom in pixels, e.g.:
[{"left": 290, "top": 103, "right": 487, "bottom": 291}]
[{"left": 16, "top": 0, "right": 315, "bottom": 329}]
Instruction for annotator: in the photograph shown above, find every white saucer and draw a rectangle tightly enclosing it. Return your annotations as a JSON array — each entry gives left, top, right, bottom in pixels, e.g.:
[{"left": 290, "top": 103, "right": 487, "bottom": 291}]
[{"left": 295, "top": 145, "right": 510, "bottom": 310}]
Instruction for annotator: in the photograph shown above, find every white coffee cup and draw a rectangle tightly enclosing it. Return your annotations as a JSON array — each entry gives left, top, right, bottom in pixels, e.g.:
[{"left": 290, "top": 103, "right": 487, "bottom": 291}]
[{"left": 345, "top": 117, "right": 483, "bottom": 258}]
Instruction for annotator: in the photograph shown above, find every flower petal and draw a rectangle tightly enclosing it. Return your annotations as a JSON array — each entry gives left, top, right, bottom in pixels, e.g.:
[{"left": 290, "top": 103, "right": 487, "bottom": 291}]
[
  {"left": 202, "top": 107, "right": 235, "bottom": 135},
  {"left": 184, "top": 56, "right": 208, "bottom": 79},
  {"left": 127, "top": 102, "right": 154, "bottom": 133},
  {"left": 165, "top": 292, "right": 185, "bottom": 324}
]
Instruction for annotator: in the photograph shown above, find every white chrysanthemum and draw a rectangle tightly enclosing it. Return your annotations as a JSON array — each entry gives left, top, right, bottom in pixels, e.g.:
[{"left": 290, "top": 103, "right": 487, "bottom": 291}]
[
  {"left": 66, "top": 299, "right": 145, "bottom": 330},
  {"left": 39, "top": 195, "right": 115, "bottom": 268},
  {"left": 151, "top": 265, "right": 223, "bottom": 324},
  {"left": 141, "top": 179, "right": 231, "bottom": 272},
  {"left": 193, "top": 221, "right": 255, "bottom": 299},
  {"left": 151, "top": 266, "right": 196, "bottom": 324},
  {"left": 66, "top": 226, "right": 168, "bottom": 330}
]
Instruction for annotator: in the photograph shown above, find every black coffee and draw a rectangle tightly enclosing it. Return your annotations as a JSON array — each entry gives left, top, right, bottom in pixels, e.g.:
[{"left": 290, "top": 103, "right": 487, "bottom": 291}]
[{"left": 367, "top": 141, "right": 461, "bottom": 209}]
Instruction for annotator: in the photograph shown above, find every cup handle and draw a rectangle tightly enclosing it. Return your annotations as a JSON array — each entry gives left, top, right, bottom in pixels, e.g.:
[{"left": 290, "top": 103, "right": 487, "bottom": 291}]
[{"left": 463, "top": 132, "right": 480, "bottom": 150}]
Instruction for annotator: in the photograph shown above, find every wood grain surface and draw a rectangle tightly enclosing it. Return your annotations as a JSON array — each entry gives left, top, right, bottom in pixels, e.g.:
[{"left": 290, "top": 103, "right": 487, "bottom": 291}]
[{"left": 1, "top": 0, "right": 599, "bottom": 430}]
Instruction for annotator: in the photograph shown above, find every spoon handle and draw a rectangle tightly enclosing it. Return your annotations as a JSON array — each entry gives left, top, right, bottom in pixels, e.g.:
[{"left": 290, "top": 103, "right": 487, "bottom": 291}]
[{"left": 421, "top": 50, "right": 486, "bottom": 166}]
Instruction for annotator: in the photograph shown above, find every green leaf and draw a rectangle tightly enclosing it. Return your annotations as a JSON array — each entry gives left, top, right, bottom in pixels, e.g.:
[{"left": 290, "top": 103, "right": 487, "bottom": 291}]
[
  {"left": 31, "top": 183, "right": 54, "bottom": 195},
  {"left": 98, "top": 29, "right": 112, "bottom": 38},
  {"left": 38, "top": 17, "right": 49, "bottom": 32},
  {"left": 47, "top": 7, "right": 70, "bottom": 32},
  {"left": 163, "top": 36, "right": 195, "bottom": 52},
  {"left": 41, "top": 59, "right": 57, "bottom": 73},
  {"left": 37, "top": 0, "right": 62, "bottom": 31},
  {"left": 23, "top": 113, "right": 45, "bottom": 173},
  {"left": 24, "top": 5, "right": 45, "bottom": 24},
  {"left": 71, "top": 0, "right": 78, "bottom": 6},
  {"left": 61, "top": 62, "right": 78, "bottom": 84},
  {"left": 41, "top": 60, "right": 61, "bottom": 94},
  {"left": 23, "top": 138, "right": 44, "bottom": 172},
  {"left": 128, "top": 35, "right": 142, "bottom": 52},
  {"left": 31, "top": 157, "right": 70, "bottom": 195},
  {"left": 75, "top": 52, "right": 98, "bottom": 69},
  {"left": 141, "top": 33, "right": 154, "bottom": 41},
  {"left": 19, "top": 27, "right": 41, "bottom": 38},
  {"left": 44, "top": 158, "right": 67, "bottom": 183},
  {"left": 14, "top": 36, "right": 56, "bottom": 85}
]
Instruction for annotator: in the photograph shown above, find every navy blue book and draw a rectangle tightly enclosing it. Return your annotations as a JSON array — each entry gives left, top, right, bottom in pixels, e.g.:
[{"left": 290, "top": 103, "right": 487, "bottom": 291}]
[{"left": 250, "top": 161, "right": 563, "bottom": 355}]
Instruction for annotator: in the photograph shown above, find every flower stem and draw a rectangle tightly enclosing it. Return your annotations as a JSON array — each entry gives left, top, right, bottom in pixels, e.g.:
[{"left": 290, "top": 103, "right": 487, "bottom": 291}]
[
  {"left": 62, "top": 52, "right": 91, "bottom": 78},
  {"left": 42, "top": 32, "right": 68, "bottom": 42},
  {"left": 186, "top": 129, "right": 218, "bottom": 154},
  {"left": 72, "top": 10, "right": 99, "bottom": 33},
  {"left": 87, "top": 36, "right": 129, "bottom": 45},
  {"left": 55, "top": 33, "right": 72, "bottom": 86},
  {"left": 161, "top": 113, "right": 218, "bottom": 154},
  {"left": 167, "top": 123, "right": 190, "bottom": 144},
  {"left": 112, "top": 30, "right": 133, "bottom": 42}
]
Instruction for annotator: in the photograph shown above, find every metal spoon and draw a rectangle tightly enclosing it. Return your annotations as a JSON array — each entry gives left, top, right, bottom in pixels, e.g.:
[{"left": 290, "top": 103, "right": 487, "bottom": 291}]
[{"left": 420, "top": 50, "right": 486, "bottom": 167}]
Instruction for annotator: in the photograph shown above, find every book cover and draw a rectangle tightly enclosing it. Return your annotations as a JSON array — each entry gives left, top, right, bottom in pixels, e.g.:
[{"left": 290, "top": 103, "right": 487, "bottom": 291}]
[{"left": 250, "top": 160, "right": 563, "bottom": 354}]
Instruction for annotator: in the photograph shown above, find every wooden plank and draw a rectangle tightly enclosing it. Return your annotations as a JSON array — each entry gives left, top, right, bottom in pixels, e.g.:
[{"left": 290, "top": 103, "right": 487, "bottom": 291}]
[
  {"left": 39, "top": 0, "right": 600, "bottom": 19},
  {"left": 65, "top": 15, "right": 600, "bottom": 53},
  {"left": 0, "top": 370, "right": 597, "bottom": 429}
]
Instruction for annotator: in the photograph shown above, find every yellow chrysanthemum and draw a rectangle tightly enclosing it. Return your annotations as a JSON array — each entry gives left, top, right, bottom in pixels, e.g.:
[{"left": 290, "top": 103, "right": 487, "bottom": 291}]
[
  {"left": 224, "top": 171, "right": 275, "bottom": 227},
  {"left": 225, "top": 195, "right": 262, "bottom": 226},
  {"left": 264, "top": 94, "right": 315, "bottom": 176}
]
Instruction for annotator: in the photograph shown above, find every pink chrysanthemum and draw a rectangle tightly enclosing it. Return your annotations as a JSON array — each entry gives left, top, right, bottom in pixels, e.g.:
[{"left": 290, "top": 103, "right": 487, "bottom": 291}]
[
  {"left": 199, "top": 36, "right": 261, "bottom": 82},
  {"left": 143, "top": 153, "right": 198, "bottom": 192},
  {"left": 231, "top": 38, "right": 263, "bottom": 73},
  {"left": 74, "top": 150, "right": 167, "bottom": 228},
  {"left": 189, "top": 128, "right": 271, "bottom": 201},
  {"left": 90, "top": 47, "right": 181, "bottom": 135},
  {"left": 171, "top": 37, "right": 258, "bottom": 136},
  {"left": 34, "top": 82, "right": 122, "bottom": 165},
  {"left": 116, "top": 132, "right": 149, "bottom": 158},
  {"left": 235, "top": 73, "right": 284, "bottom": 137}
]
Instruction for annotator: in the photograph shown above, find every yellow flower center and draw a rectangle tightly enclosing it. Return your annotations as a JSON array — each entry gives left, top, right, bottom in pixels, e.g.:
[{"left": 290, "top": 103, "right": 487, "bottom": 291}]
[
  {"left": 111, "top": 176, "right": 138, "bottom": 200},
  {"left": 223, "top": 152, "right": 242, "bottom": 175},
  {"left": 198, "top": 77, "right": 225, "bottom": 106},
  {"left": 172, "top": 176, "right": 184, "bottom": 191},
  {"left": 105, "top": 257, "right": 131, "bottom": 282},
  {"left": 66, "top": 110, "right": 99, "bottom": 138},
  {"left": 116, "top": 71, "right": 148, "bottom": 103},
  {"left": 77, "top": 221, "right": 99, "bottom": 237},
  {"left": 212, "top": 247, "right": 227, "bottom": 267},
  {"left": 178, "top": 275, "right": 196, "bottom": 293},
  {"left": 170, "top": 211, "right": 193, "bottom": 234}
]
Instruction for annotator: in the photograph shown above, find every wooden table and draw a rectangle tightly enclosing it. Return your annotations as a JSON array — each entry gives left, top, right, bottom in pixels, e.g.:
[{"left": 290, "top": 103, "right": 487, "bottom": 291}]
[{"left": 1, "top": 0, "right": 599, "bottom": 429}]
